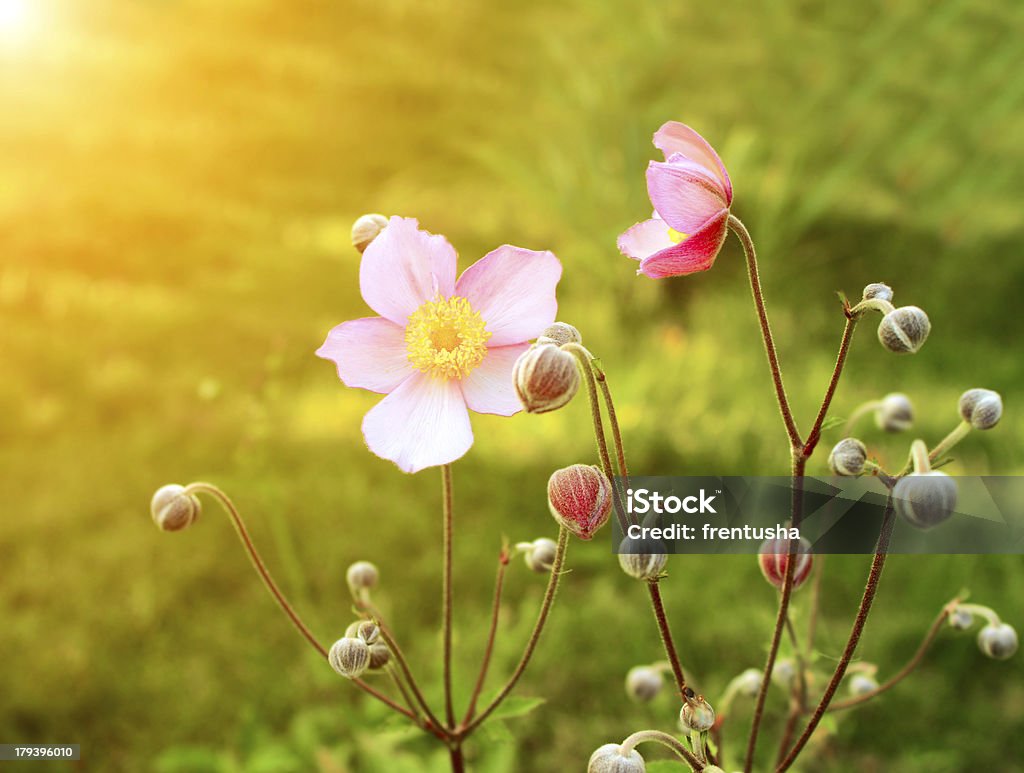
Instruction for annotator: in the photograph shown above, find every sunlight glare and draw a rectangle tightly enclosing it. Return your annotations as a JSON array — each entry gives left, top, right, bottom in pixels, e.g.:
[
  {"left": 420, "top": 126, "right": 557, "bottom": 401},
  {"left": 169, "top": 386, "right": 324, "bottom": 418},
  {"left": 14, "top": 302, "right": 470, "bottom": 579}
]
[{"left": 0, "top": 0, "right": 30, "bottom": 35}]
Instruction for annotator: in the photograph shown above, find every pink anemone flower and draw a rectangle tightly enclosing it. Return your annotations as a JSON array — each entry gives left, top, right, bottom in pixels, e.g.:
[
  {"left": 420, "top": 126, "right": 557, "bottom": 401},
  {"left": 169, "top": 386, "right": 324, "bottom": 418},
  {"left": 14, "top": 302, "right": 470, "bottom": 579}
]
[
  {"left": 317, "top": 217, "right": 561, "bottom": 474},
  {"left": 618, "top": 122, "right": 733, "bottom": 279}
]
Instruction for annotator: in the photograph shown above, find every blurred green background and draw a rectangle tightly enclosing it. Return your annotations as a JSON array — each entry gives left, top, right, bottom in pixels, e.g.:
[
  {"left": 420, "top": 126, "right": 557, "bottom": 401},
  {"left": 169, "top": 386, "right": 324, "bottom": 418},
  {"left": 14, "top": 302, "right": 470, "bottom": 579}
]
[{"left": 1, "top": 0, "right": 1022, "bottom": 770}]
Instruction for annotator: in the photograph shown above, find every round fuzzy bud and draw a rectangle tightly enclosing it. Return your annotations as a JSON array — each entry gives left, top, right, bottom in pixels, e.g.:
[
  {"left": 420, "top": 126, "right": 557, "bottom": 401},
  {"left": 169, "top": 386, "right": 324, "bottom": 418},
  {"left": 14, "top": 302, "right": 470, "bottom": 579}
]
[
  {"left": 346, "top": 561, "right": 379, "bottom": 595},
  {"left": 758, "top": 537, "right": 813, "bottom": 591},
  {"left": 848, "top": 673, "right": 879, "bottom": 697},
  {"left": 959, "top": 388, "right": 1003, "bottom": 430},
  {"left": 877, "top": 306, "right": 930, "bottom": 354},
  {"left": 548, "top": 464, "right": 614, "bottom": 540},
  {"left": 513, "top": 344, "right": 580, "bottom": 414},
  {"left": 351, "top": 213, "right": 388, "bottom": 253},
  {"left": 368, "top": 642, "right": 391, "bottom": 670},
  {"left": 625, "top": 666, "right": 664, "bottom": 703},
  {"left": 875, "top": 392, "right": 914, "bottom": 432},
  {"left": 617, "top": 536, "right": 668, "bottom": 580},
  {"left": 328, "top": 637, "right": 370, "bottom": 679},
  {"left": 772, "top": 658, "right": 797, "bottom": 689},
  {"left": 536, "top": 321, "right": 582, "bottom": 347},
  {"left": 344, "top": 621, "right": 361, "bottom": 638},
  {"left": 735, "top": 668, "right": 763, "bottom": 698},
  {"left": 588, "top": 744, "right": 645, "bottom": 773},
  {"left": 828, "top": 438, "right": 868, "bottom": 476},
  {"left": 522, "top": 537, "right": 558, "bottom": 573},
  {"left": 356, "top": 621, "right": 380, "bottom": 645},
  {"left": 977, "top": 623, "right": 1018, "bottom": 661},
  {"left": 893, "top": 472, "right": 957, "bottom": 529},
  {"left": 151, "top": 484, "right": 201, "bottom": 532},
  {"left": 948, "top": 607, "right": 974, "bottom": 631},
  {"left": 679, "top": 693, "right": 716, "bottom": 732},
  {"left": 862, "top": 283, "right": 894, "bottom": 303}
]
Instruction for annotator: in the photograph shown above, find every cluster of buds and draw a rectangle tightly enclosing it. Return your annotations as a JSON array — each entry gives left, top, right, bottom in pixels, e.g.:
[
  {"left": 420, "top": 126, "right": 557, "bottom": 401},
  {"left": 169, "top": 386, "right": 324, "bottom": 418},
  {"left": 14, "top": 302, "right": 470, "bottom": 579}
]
[
  {"left": 947, "top": 603, "right": 1019, "bottom": 661},
  {"left": 547, "top": 464, "right": 614, "bottom": 540},
  {"left": 513, "top": 322, "right": 584, "bottom": 413},
  {"left": 330, "top": 620, "right": 389, "bottom": 679},
  {"left": 758, "top": 536, "right": 814, "bottom": 591},
  {"left": 852, "top": 282, "right": 931, "bottom": 355}
]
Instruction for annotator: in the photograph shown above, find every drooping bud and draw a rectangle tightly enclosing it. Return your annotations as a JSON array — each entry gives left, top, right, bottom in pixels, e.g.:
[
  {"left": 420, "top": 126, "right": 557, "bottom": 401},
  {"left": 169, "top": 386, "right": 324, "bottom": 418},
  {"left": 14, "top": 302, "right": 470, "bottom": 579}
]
[
  {"left": 958, "top": 388, "right": 1003, "bottom": 430},
  {"left": 351, "top": 213, "right": 388, "bottom": 253},
  {"left": 877, "top": 306, "right": 930, "bottom": 354},
  {"left": 151, "top": 484, "right": 202, "bottom": 532},
  {"left": 848, "top": 673, "right": 879, "bottom": 696},
  {"left": 625, "top": 666, "right": 664, "bottom": 703},
  {"left": 520, "top": 537, "right": 558, "bottom": 573},
  {"left": 893, "top": 472, "right": 957, "bottom": 529},
  {"left": 679, "top": 688, "right": 715, "bottom": 732},
  {"left": 513, "top": 344, "right": 580, "bottom": 414},
  {"left": 948, "top": 607, "right": 974, "bottom": 631},
  {"left": 548, "top": 464, "right": 614, "bottom": 540},
  {"left": 875, "top": 392, "right": 914, "bottom": 432},
  {"left": 328, "top": 636, "right": 370, "bottom": 679},
  {"left": 977, "top": 623, "right": 1018, "bottom": 660},
  {"left": 758, "top": 536, "right": 813, "bottom": 590},
  {"left": 588, "top": 744, "right": 645, "bottom": 773},
  {"left": 346, "top": 561, "right": 379, "bottom": 596},
  {"left": 536, "top": 321, "right": 582, "bottom": 347},
  {"left": 862, "top": 282, "right": 893, "bottom": 303},
  {"left": 617, "top": 536, "right": 668, "bottom": 580},
  {"left": 828, "top": 438, "right": 868, "bottom": 476},
  {"left": 368, "top": 642, "right": 391, "bottom": 670}
]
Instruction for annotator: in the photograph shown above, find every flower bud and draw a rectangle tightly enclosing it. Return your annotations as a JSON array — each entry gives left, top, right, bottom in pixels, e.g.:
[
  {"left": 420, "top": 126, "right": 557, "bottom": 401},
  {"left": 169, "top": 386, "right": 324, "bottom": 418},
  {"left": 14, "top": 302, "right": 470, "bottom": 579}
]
[
  {"left": 536, "top": 321, "right": 582, "bottom": 347},
  {"left": 828, "top": 438, "right": 868, "bottom": 476},
  {"left": 758, "top": 537, "right": 813, "bottom": 591},
  {"left": 948, "top": 607, "right": 974, "bottom": 631},
  {"left": 848, "top": 673, "right": 879, "bottom": 696},
  {"left": 617, "top": 536, "right": 668, "bottom": 581},
  {"left": 875, "top": 392, "right": 914, "bottom": 432},
  {"left": 877, "top": 306, "right": 930, "bottom": 354},
  {"left": 351, "top": 213, "right": 388, "bottom": 253},
  {"left": 959, "top": 388, "right": 1003, "bottom": 430},
  {"left": 521, "top": 537, "right": 558, "bottom": 573},
  {"left": 977, "top": 623, "right": 1018, "bottom": 660},
  {"left": 772, "top": 658, "right": 796, "bottom": 688},
  {"left": 356, "top": 620, "right": 380, "bottom": 645},
  {"left": 151, "top": 484, "right": 201, "bottom": 532},
  {"left": 368, "top": 642, "right": 391, "bottom": 670},
  {"left": 679, "top": 689, "right": 715, "bottom": 732},
  {"left": 513, "top": 344, "right": 580, "bottom": 414},
  {"left": 588, "top": 744, "right": 645, "bottom": 773},
  {"left": 734, "top": 668, "right": 763, "bottom": 698},
  {"left": 328, "top": 636, "right": 370, "bottom": 679},
  {"left": 893, "top": 472, "right": 957, "bottom": 529},
  {"left": 548, "top": 464, "right": 614, "bottom": 540},
  {"left": 346, "top": 561, "right": 379, "bottom": 595},
  {"left": 625, "top": 666, "right": 664, "bottom": 703},
  {"left": 862, "top": 282, "right": 893, "bottom": 303}
]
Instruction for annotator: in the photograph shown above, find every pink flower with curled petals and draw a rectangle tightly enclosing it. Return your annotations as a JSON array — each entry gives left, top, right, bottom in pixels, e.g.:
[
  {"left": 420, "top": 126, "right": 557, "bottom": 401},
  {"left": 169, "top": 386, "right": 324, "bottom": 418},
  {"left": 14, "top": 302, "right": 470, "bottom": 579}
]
[
  {"left": 618, "top": 122, "right": 733, "bottom": 279},
  {"left": 317, "top": 217, "right": 561, "bottom": 474}
]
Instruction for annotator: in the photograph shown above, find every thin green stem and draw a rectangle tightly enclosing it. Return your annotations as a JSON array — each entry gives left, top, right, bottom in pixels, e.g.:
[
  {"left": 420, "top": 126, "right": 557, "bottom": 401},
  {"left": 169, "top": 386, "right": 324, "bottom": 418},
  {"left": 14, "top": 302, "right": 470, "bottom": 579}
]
[
  {"left": 462, "top": 548, "right": 510, "bottom": 724},
  {"left": 776, "top": 495, "right": 897, "bottom": 772},
  {"left": 897, "top": 421, "right": 972, "bottom": 476},
  {"left": 728, "top": 214, "right": 802, "bottom": 449},
  {"left": 841, "top": 400, "right": 882, "bottom": 438},
  {"left": 460, "top": 527, "right": 569, "bottom": 737},
  {"left": 620, "top": 730, "right": 705, "bottom": 770},
  {"left": 441, "top": 464, "right": 456, "bottom": 730}
]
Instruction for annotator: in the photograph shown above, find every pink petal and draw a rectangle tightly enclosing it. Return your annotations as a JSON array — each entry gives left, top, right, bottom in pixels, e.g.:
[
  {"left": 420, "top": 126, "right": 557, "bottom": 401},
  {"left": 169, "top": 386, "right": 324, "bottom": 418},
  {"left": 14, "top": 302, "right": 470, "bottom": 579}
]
[
  {"left": 315, "top": 316, "right": 412, "bottom": 394},
  {"left": 637, "top": 210, "right": 730, "bottom": 279},
  {"left": 617, "top": 217, "right": 676, "bottom": 261},
  {"left": 455, "top": 246, "right": 561, "bottom": 347},
  {"left": 653, "top": 122, "right": 732, "bottom": 202},
  {"left": 647, "top": 160, "right": 728, "bottom": 235},
  {"left": 361, "top": 372, "right": 473, "bottom": 473},
  {"left": 461, "top": 343, "right": 529, "bottom": 416},
  {"left": 359, "top": 217, "right": 458, "bottom": 326}
]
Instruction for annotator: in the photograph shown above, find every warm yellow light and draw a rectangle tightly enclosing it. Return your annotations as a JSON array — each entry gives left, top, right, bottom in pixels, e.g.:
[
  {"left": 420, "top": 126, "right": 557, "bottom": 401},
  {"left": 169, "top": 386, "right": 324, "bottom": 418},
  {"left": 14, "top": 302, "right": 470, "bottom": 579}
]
[{"left": 0, "top": 0, "right": 29, "bottom": 32}]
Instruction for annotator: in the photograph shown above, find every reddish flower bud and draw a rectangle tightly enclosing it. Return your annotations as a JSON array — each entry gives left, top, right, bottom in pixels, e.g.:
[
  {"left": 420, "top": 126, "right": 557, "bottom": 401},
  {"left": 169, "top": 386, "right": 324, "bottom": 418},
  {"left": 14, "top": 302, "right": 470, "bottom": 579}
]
[
  {"left": 547, "top": 464, "right": 614, "bottom": 540},
  {"left": 758, "top": 536, "right": 813, "bottom": 590}
]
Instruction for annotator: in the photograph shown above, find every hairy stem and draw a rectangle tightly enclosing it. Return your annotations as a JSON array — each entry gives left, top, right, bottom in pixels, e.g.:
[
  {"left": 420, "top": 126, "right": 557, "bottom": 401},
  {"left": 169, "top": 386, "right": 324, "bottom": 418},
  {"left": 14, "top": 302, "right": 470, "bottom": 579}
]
[
  {"left": 462, "top": 548, "right": 510, "bottom": 724},
  {"left": 776, "top": 496, "right": 897, "bottom": 772},
  {"left": 441, "top": 464, "right": 456, "bottom": 730},
  {"left": 802, "top": 313, "right": 858, "bottom": 458},
  {"left": 728, "top": 214, "right": 802, "bottom": 449},
  {"left": 647, "top": 581, "right": 688, "bottom": 697},
  {"left": 460, "top": 527, "right": 569, "bottom": 737},
  {"left": 620, "top": 729, "right": 705, "bottom": 770}
]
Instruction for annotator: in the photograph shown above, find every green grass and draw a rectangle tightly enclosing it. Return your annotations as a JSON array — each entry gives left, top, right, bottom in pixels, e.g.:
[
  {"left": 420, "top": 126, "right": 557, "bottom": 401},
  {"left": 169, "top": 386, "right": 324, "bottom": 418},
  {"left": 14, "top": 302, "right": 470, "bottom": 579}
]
[{"left": 1, "top": 0, "right": 1023, "bottom": 770}]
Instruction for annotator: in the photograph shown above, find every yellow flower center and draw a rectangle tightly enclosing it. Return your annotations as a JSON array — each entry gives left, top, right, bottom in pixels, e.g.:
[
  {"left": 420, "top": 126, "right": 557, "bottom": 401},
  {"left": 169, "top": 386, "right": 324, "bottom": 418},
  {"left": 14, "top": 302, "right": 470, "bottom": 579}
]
[
  {"left": 668, "top": 227, "right": 689, "bottom": 244},
  {"left": 405, "top": 295, "right": 491, "bottom": 379}
]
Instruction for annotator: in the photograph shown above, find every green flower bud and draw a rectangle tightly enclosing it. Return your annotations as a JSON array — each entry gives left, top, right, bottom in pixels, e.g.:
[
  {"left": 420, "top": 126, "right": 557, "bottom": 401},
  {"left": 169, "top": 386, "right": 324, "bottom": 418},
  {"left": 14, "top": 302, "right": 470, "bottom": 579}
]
[
  {"left": 877, "top": 306, "right": 930, "bottom": 354},
  {"left": 893, "top": 472, "right": 957, "bottom": 529},
  {"left": 848, "top": 673, "right": 879, "bottom": 696},
  {"left": 875, "top": 393, "right": 913, "bottom": 432},
  {"left": 588, "top": 744, "right": 645, "bottom": 773},
  {"left": 368, "top": 642, "right": 391, "bottom": 670},
  {"left": 328, "top": 636, "right": 370, "bottom": 679},
  {"left": 520, "top": 537, "right": 558, "bottom": 573},
  {"left": 959, "top": 388, "right": 1003, "bottom": 430},
  {"left": 536, "top": 321, "right": 582, "bottom": 347},
  {"left": 513, "top": 344, "right": 580, "bottom": 414},
  {"left": 150, "top": 484, "right": 201, "bottom": 532},
  {"left": 617, "top": 536, "right": 668, "bottom": 580},
  {"left": 346, "top": 561, "right": 379, "bottom": 595},
  {"left": 679, "top": 689, "right": 715, "bottom": 732},
  {"left": 862, "top": 282, "right": 893, "bottom": 303},
  {"left": 977, "top": 623, "right": 1018, "bottom": 660},
  {"left": 828, "top": 438, "right": 868, "bottom": 476},
  {"left": 625, "top": 666, "right": 664, "bottom": 703},
  {"left": 948, "top": 607, "right": 974, "bottom": 631}
]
